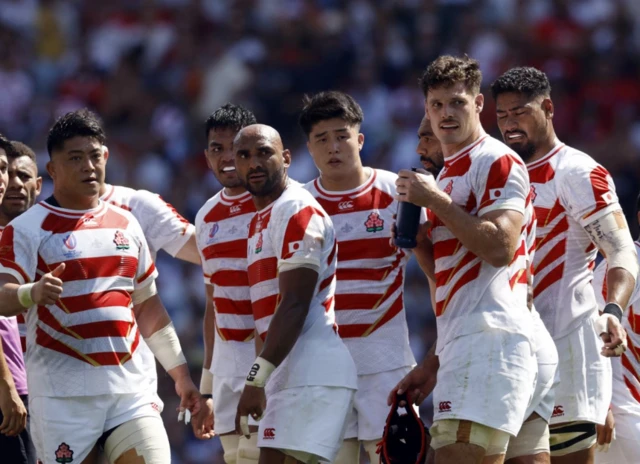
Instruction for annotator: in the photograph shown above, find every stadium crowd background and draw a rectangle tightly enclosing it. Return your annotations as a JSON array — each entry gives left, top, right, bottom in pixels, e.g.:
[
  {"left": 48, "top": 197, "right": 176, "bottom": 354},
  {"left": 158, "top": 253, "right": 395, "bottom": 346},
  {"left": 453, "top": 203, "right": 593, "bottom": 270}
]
[{"left": 1, "top": 0, "right": 639, "bottom": 462}]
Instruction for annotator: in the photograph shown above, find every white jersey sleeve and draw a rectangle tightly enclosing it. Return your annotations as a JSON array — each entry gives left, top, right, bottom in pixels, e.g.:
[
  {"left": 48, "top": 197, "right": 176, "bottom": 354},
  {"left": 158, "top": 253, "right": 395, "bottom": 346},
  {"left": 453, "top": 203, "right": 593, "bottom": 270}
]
[
  {"left": 128, "top": 189, "right": 194, "bottom": 257},
  {"left": 127, "top": 216, "right": 158, "bottom": 290},
  {"left": 558, "top": 161, "right": 620, "bottom": 228},
  {"left": 475, "top": 153, "right": 528, "bottom": 217},
  {"left": 0, "top": 222, "right": 39, "bottom": 285}
]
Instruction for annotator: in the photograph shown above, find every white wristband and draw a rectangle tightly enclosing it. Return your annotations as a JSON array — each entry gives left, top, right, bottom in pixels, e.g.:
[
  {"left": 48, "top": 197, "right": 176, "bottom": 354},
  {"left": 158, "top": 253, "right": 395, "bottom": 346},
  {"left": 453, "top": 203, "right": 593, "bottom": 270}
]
[
  {"left": 246, "top": 357, "right": 276, "bottom": 388},
  {"left": 17, "top": 283, "right": 35, "bottom": 308},
  {"left": 145, "top": 322, "right": 187, "bottom": 372},
  {"left": 200, "top": 368, "right": 213, "bottom": 395}
]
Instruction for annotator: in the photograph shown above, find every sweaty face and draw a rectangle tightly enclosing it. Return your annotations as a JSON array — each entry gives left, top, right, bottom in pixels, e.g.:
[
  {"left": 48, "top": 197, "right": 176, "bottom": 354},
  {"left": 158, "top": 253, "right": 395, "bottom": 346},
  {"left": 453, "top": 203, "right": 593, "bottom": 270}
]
[
  {"left": 206, "top": 127, "right": 243, "bottom": 189},
  {"left": 48, "top": 136, "right": 107, "bottom": 200},
  {"left": 426, "top": 82, "right": 483, "bottom": 148},
  {"left": 496, "top": 92, "right": 550, "bottom": 162},
  {"left": 235, "top": 133, "right": 289, "bottom": 197},
  {"left": 306, "top": 118, "right": 363, "bottom": 178},
  {"left": 416, "top": 116, "right": 444, "bottom": 176},
  {"left": 1, "top": 156, "right": 41, "bottom": 219}
]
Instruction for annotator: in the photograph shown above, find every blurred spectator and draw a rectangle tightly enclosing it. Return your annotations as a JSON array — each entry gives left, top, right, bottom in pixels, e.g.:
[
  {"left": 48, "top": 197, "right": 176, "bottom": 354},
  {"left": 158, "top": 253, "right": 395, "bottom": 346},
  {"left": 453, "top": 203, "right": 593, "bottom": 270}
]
[{"left": 1, "top": 1, "right": 639, "bottom": 462}]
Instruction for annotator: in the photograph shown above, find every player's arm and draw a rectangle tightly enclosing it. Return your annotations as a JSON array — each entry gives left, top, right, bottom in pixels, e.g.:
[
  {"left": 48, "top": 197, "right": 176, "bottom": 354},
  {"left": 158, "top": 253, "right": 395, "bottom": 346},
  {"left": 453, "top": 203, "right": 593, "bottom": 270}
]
[
  {"left": 0, "top": 337, "right": 27, "bottom": 436},
  {"left": 175, "top": 233, "right": 201, "bottom": 265},
  {"left": 584, "top": 209, "right": 638, "bottom": 312},
  {"left": 0, "top": 264, "right": 65, "bottom": 317},
  {"left": 414, "top": 229, "right": 435, "bottom": 280},
  {"left": 200, "top": 284, "right": 215, "bottom": 395},
  {"left": 396, "top": 169, "right": 523, "bottom": 267}
]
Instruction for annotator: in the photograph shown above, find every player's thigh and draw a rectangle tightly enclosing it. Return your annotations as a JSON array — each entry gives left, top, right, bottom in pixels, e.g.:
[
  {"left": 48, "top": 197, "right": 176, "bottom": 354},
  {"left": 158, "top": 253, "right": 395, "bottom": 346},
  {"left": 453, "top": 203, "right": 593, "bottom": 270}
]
[
  {"left": 258, "top": 385, "right": 355, "bottom": 464},
  {"left": 433, "top": 330, "right": 536, "bottom": 436},
  {"left": 506, "top": 454, "right": 550, "bottom": 464},
  {"left": 550, "top": 446, "right": 593, "bottom": 464},
  {"left": 551, "top": 315, "right": 611, "bottom": 426},
  {"left": 30, "top": 395, "right": 107, "bottom": 464},
  {"left": 549, "top": 421, "right": 595, "bottom": 464},
  {"left": 354, "top": 366, "right": 416, "bottom": 442},
  {"left": 432, "top": 419, "right": 510, "bottom": 463},
  {"left": 435, "top": 442, "right": 486, "bottom": 464},
  {"left": 258, "top": 448, "right": 303, "bottom": 464},
  {"left": 104, "top": 416, "right": 169, "bottom": 464},
  {"left": 505, "top": 415, "right": 550, "bottom": 463}
]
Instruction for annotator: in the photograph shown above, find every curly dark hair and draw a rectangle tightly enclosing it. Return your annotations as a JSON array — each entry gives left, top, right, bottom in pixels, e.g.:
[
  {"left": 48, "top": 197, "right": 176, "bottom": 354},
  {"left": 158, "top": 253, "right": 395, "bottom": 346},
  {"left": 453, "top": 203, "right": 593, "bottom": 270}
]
[
  {"left": 10, "top": 141, "right": 36, "bottom": 163},
  {"left": 419, "top": 55, "right": 482, "bottom": 96},
  {"left": 0, "top": 133, "right": 18, "bottom": 158},
  {"left": 490, "top": 67, "right": 552, "bottom": 101},
  {"left": 298, "top": 91, "right": 364, "bottom": 137},
  {"left": 204, "top": 103, "right": 257, "bottom": 138},
  {"left": 47, "top": 109, "right": 106, "bottom": 157}
]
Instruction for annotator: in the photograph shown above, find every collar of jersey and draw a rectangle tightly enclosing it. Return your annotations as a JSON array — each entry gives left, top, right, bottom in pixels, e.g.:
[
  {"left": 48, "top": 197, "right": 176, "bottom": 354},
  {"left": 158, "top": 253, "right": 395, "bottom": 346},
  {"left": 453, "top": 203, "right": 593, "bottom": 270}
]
[
  {"left": 526, "top": 141, "right": 565, "bottom": 168},
  {"left": 443, "top": 134, "right": 488, "bottom": 167},
  {"left": 40, "top": 199, "right": 107, "bottom": 218},
  {"left": 314, "top": 167, "right": 376, "bottom": 199},
  {"left": 220, "top": 189, "right": 252, "bottom": 204}
]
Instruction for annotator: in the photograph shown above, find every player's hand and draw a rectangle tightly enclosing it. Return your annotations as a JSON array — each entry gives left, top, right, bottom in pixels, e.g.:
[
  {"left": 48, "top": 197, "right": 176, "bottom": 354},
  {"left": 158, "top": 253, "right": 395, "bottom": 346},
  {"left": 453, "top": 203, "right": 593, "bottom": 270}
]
[
  {"left": 192, "top": 396, "right": 215, "bottom": 440},
  {"left": 32, "top": 263, "right": 65, "bottom": 305},
  {"left": 595, "top": 408, "right": 615, "bottom": 452},
  {"left": 596, "top": 314, "right": 627, "bottom": 357},
  {"left": 388, "top": 354, "right": 439, "bottom": 407},
  {"left": 395, "top": 169, "right": 440, "bottom": 208},
  {"left": 235, "top": 385, "right": 266, "bottom": 438},
  {"left": 175, "top": 376, "right": 201, "bottom": 424},
  {"left": 0, "top": 382, "right": 27, "bottom": 436}
]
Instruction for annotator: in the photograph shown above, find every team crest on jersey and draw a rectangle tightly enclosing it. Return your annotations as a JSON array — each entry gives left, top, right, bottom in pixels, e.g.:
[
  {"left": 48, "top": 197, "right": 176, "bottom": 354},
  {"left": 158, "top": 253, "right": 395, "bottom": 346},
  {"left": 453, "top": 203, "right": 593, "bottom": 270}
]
[
  {"left": 364, "top": 212, "right": 384, "bottom": 233},
  {"left": 530, "top": 185, "right": 537, "bottom": 202},
  {"left": 113, "top": 231, "right": 130, "bottom": 250},
  {"left": 255, "top": 232, "right": 263, "bottom": 253},
  {"left": 443, "top": 180, "right": 454, "bottom": 195},
  {"left": 54, "top": 443, "right": 74, "bottom": 463}
]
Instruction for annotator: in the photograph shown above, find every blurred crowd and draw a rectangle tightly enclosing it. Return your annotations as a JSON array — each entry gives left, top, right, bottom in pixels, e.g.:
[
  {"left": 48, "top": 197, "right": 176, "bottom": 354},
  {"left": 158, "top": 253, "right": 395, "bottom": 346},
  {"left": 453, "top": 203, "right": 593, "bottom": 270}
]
[{"left": 1, "top": 0, "right": 639, "bottom": 462}]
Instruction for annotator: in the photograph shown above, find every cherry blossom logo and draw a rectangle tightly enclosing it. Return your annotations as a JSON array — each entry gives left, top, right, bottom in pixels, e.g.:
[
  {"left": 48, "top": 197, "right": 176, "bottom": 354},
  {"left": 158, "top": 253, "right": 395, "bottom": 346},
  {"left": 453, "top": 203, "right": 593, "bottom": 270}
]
[
  {"left": 55, "top": 443, "right": 74, "bottom": 463},
  {"left": 530, "top": 185, "right": 537, "bottom": 202},
  {"left": 443, "top": 180, "right": 454, "bottom": 195},
  {"left": 255, "top": 232, "right": 263, "bottom": 254},
  {"left": 364, "top": 212, "right": 384, "bottom": 233},
  {"left": 113, "top": 231, "right": 130, "bottom": 250}
]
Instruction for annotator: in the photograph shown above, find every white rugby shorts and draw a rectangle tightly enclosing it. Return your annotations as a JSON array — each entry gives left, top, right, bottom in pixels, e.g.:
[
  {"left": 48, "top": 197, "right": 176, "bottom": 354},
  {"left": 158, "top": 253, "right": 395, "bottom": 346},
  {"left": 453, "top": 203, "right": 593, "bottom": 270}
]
[
  {"left": 213, "top": 374, "right": 257, "bottom": 435},
  {"left": 432, "top": 328, "right": 537, "bottom": 437},
  {"left": 257, "top": 385, "right": 355, "bottom": 463},
  {"left": 595, "top": 356, "right": 640, "bottom": 464},
  {"left": 550, "top": 313, "right": 612, "bottom": 426},
  {"left": 526, "top": 313, "right": 559, "bottom": 422},
  {"left": 30, "top": 391, "right": 165, "bottom": 464},
  {"left": 343, "top": 365, "right": 417, "bottom": 441}
]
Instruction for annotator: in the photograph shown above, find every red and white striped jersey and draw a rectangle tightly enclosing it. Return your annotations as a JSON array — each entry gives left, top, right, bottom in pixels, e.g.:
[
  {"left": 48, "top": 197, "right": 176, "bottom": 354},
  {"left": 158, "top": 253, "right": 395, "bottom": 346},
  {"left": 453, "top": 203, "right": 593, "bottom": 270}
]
[
  {"left": 527, "top": 142, "right": 621, "bottom": 339},
  {"left": 593, "top": 246, "right": 640, "bottom": 406},
  {"left": 0, "top": 199, "right": 158, "bottom": 398},
  {"left": 195, "top": 190, "right": 257, "bottom": 377},
  {"left": 246, "top": 183, "right": 357, "bottom": 392},
  {"left": 101, "top": 184, "right": 194, "bottom": 259},
  {"left": 430, "top": 135, "right": 532, "bottom": 354},
  {"left": 304, "top": 169, "right": 416, "bottom": 374}
]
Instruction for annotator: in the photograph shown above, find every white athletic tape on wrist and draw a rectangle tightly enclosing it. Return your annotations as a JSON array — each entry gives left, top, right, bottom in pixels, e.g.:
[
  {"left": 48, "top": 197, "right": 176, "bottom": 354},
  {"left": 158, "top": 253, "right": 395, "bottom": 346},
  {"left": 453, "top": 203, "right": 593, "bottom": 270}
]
[
  {"left": 132, "top": 281, "right": 158, "bottom": 305},
  {"left": 245, "top": 357, "right": 276, "bottom": 388},
  {"left": 17, "top": 283, "right": 35, "bottom": 308},
  {"left": 200, "top": 368, "right": 213, "bottom": 395},
  {"left": 145, "top": 322, "right": 187, "bottom": 372}
]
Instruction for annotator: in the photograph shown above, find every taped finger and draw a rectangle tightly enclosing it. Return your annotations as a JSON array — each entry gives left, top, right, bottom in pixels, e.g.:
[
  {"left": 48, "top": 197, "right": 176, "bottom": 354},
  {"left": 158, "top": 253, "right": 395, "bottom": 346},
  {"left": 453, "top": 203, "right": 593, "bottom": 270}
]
[{"left": 240, "top": 415, "right": 250, "bottom": 437}]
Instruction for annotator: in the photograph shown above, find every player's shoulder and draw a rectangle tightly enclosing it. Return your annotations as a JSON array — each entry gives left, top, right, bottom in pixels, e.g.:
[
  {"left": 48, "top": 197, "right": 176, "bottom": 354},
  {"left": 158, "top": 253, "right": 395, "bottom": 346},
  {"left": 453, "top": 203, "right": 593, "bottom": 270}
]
[
  {"left": 554, "top": 144, "right": 603, "bottom": 176},
  {"left": 476, "top": 136, "right": 521, "bottom": 161},
  {"left": 371, "top": 168, "right": 399, "bottom": 186},
  {"left": 6, "top": 203, "right": 49, "bottom": 232},
  {"left": 195, "top": 192, "right": 223, "bottom": 225},
  {"left": 104, "top": 183, "right": 137, "bottom": 202},
  {"left": 302, "top": 178, "right": 317, "bottom": 194},
  {"left": 103, "top": 201, "right": 141, "bottom": 225},
  {"left": 274, "top": 183, "right": 324, "bottom": 216}
]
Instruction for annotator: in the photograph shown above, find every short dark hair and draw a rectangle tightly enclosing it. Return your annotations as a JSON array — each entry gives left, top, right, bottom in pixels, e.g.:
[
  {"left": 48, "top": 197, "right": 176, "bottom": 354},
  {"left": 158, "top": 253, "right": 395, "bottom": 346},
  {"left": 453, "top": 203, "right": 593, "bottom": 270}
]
[
  {"left": 47, "top": 109, "right": 106, "bottom": 156},
  {"left": 491, "top": 67, "right": 552, "bottom": 101},
  {"left": 10, "top": 141, "right": 37, "bottom": 163},
  {"left": 298, "top": 91, "right": 364, "bottom": 137},
  {"left": 204, "top": 103, "right": 257, "bottom": 138},
  {"left": 0, "top": 133, "right": 17, "bottom": 158},
  {"left": 419, "top": 55, "right": 482, "bottom": 97}
]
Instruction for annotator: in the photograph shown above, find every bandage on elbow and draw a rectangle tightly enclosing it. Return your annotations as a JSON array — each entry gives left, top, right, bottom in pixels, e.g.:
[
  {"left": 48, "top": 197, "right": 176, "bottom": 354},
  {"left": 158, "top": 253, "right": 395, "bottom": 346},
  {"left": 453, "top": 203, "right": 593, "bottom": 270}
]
[{"left": 145, "top": 322, "right": 187, "bottom": 372}]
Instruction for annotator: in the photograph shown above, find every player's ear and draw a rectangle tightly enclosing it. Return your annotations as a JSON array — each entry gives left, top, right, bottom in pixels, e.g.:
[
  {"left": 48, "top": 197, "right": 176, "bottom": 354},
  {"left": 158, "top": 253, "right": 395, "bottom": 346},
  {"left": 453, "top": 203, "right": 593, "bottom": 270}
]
[
  {"left": 475, "top": 93, "right": 484, "bottom": 113},
  {"left": 102, "top": 145, "right": 109, "bottom": 162},
  {"left": 358, "top": 132, "right": 364, "bottom": 151},
  {"left": 542, "top": 98, "right": 554, "bottom": 119},
  {"left": 35, "top": 177, "right": 43, "bottom": 196},
  {"left": 46, "top": 160, "right": 55, "bottom": 181},
  {"left": 282, "top": 149, "right": 291, "bottom": 168}
]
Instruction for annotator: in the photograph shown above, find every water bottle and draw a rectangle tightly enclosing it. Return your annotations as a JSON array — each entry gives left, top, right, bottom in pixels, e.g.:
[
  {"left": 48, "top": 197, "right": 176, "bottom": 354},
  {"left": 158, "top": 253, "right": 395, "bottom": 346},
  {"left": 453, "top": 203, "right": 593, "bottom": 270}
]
[{"left": 394, "top": 168, "right": 423, "bottom": 249}]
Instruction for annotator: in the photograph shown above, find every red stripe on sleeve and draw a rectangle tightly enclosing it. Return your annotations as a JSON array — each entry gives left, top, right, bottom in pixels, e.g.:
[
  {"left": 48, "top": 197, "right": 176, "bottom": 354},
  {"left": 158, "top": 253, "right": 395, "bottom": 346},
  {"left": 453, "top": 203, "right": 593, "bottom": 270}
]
[
  {"left": 136, "top": 263, "right": 156, "bottom": 284},
  {"left": 281, "top": 206, "right": 318, "bottom": 260},
  {"left": 479, "top": 155, "right": 514, "bottom": 211},
  {"left": 584, "top": 166, "right": 615, "bottom": 219}
]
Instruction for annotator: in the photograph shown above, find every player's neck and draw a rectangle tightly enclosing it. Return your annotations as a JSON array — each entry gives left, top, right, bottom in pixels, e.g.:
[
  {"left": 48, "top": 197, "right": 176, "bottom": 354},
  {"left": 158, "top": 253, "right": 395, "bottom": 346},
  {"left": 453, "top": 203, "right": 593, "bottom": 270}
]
[
  {"left": 52, "top": 191, "right": 100, "bottom": 211},
  {"left": 98, "top": 182, "right": 108, "bottom": 197},
  {"left": 526, "top": 132, "right": 559, "bottom": 164},
  {"left": 252, "top": 176, "right": 288, "bottom": 211},
  {"left": 318, "top": 166, "right": 369, "bottom": 192},
  {"left": 223, "top": 186, "right": 246, "bottom": 197},
  {"left": 442, "top": 124, "right": 485, "bottom": 158}
]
